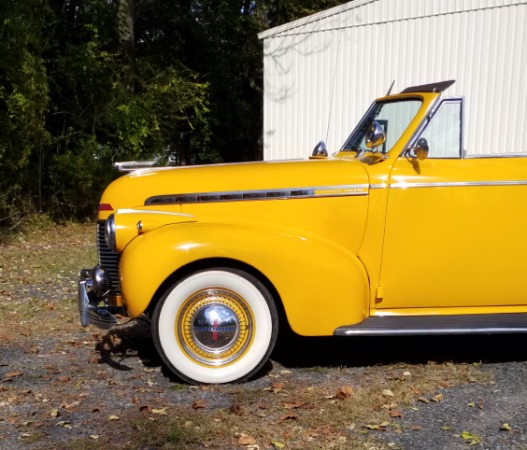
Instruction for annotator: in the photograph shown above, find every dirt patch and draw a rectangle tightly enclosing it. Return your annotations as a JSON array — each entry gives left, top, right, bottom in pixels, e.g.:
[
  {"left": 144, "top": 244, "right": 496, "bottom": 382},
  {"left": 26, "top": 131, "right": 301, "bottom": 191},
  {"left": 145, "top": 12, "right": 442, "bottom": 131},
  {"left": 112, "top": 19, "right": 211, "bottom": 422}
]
[{"left": 1, "top": 224, "right": 527, "bottom": 449}]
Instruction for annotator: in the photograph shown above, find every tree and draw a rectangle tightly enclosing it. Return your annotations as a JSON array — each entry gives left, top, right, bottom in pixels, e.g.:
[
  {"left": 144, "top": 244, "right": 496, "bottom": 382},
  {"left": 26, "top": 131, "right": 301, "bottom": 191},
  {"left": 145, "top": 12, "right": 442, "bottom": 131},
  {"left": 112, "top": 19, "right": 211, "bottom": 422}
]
[
  {"left": 0, "top": 0, "right": 350, "bottom": 227},
  {"left": 0, "top": 0, "right": 50, "bottom": 226}
]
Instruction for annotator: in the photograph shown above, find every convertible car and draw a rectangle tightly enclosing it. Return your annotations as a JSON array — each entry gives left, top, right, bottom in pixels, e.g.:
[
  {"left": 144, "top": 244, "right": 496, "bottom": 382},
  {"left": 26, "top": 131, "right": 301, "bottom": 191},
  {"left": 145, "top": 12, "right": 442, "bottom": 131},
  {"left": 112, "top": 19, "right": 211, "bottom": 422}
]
[{"left": 78, "top": 80, "right": 527, "bottom": 384}]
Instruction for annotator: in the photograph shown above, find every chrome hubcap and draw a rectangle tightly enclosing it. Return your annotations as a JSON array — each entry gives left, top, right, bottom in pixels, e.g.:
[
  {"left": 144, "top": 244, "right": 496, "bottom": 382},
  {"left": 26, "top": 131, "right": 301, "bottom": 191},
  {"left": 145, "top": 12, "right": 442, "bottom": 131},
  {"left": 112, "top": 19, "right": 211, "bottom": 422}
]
[{"left": 177, "top": 289, "right": 253, "bottom": 366}]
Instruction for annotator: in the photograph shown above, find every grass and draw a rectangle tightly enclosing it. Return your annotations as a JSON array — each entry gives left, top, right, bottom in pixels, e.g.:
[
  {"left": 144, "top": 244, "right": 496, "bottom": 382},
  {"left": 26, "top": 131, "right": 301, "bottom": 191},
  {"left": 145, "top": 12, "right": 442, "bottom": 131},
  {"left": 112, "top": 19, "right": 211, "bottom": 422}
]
[{"left": 0, "top": 222, "right": 494, "bottom": 450}]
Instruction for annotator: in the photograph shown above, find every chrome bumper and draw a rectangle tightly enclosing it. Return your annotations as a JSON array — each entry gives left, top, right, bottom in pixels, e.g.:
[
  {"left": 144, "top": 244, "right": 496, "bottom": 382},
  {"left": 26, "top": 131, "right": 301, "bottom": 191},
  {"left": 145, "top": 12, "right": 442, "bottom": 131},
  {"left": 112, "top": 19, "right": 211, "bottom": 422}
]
[{"left": 78, "top": 267, "right": 118, "bottom": 330}]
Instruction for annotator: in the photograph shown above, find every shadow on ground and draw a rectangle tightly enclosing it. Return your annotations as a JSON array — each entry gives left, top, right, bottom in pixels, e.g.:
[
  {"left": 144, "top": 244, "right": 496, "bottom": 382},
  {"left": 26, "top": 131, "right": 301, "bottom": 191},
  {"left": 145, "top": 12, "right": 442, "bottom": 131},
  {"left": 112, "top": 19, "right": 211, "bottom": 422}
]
[
  {"left": 94, "top": 319, "right": 527, "bottom": 379},
  {"left": 95, "top": 319, "right": 162, "bottom": 371},
  {"left": 272, "top": 330, "right": 527, "bottom": 369}
]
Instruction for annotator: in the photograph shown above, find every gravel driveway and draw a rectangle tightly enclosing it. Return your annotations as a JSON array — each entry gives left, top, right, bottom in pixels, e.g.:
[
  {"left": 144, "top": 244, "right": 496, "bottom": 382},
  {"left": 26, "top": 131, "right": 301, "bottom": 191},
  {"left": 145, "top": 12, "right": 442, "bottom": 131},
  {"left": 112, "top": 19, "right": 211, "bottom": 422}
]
[
  {"left": 2, "top": 226, "right": 527, "bottom": 449},
  {"left": 2, "top": 316, "right": 527, "bottom": 449}
]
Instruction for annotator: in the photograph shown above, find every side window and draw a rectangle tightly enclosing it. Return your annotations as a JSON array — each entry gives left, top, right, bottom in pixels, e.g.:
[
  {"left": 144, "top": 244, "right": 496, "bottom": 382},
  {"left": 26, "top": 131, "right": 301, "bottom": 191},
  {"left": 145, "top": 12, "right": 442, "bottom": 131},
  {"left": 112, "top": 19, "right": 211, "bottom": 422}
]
[{"left": 418, "top": 100, "right": 463, "bottom": 158}]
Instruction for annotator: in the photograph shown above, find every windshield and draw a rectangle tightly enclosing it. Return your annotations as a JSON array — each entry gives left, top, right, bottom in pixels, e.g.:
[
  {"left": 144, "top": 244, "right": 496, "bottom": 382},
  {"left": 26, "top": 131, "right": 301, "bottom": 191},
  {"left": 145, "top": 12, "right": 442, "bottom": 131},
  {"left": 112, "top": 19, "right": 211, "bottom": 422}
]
[{"left": 341, "top": 99, "right": 422, "bottom": 154}]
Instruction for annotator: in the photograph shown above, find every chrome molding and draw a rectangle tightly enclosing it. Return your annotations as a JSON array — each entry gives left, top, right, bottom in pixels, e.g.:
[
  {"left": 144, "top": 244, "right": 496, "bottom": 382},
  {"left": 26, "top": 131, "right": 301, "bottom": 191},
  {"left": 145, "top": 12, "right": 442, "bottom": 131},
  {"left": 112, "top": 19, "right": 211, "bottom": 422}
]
[
  {"left": 334, "top": 313, "right": 527, "bottom": 336},
  {"left": 145, "top": 184, "right": 369, "bottom": 205},
  {"left": 390, "top": 180, "right": 527, "bottom": 189},
  {"left": 116, "top": 208, "right": 194, "bottom": 217}
]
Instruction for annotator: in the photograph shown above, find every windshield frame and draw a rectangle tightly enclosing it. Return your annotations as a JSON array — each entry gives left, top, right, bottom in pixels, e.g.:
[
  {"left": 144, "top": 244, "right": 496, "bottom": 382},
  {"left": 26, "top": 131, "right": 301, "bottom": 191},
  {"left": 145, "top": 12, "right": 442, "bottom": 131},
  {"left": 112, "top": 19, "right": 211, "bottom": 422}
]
[{"left": 340, "top": 97, "right": 425, "bottom": 157}]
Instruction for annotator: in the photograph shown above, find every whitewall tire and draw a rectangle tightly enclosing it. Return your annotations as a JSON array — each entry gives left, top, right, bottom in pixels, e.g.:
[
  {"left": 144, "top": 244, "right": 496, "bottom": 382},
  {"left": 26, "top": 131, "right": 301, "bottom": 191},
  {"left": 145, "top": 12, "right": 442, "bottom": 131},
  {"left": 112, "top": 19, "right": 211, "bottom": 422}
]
[{"left": 152, "top": 268, "right": 279, "bottom": 384}]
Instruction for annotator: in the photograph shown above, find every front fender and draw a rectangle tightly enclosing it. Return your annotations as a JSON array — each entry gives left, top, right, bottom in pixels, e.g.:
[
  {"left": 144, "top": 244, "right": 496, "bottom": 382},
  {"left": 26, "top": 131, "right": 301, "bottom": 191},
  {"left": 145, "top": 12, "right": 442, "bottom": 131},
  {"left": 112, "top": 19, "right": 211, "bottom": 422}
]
[{"left": 119, "top": 222, "right": 369, "bottom": 336}]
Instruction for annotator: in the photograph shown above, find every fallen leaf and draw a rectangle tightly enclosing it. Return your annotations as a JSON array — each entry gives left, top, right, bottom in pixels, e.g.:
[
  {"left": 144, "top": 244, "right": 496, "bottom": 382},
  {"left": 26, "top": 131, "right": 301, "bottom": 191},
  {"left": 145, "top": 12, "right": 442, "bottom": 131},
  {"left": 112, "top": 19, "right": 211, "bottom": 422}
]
[
  {"left": 382, "top": 389, "right": 394, "bottom": 397},
  {"left": 50, "top": 408, "right": 60, "bottom": 418},
  {"left": 460, "top": 431, "right": 481, "bottom": 445},
  {"left": 277, "top": 413, "right": 298, "bottom": 423},
  {"left": 108, "top": 415, "right": 119, "bottom": 421},
  {"left": 500, "top": 423, "right": 512, "bottom": 431},
  {"left": 272, "top": 441, "right": 286, "bottom": 449},
  {"left": 365, "top": 422, "right": 388, "bottom": 431},
  {"left": 2, "top": 371, "right": 23, "bottom": 382},
  {"left": 284, "top": 400, "right": 304, "bottom": 409},
  {"left": 310, "top": 424, "right": 334, "bottom": 437},
  {"left": 62, "top": 401, "right": 80, "bottom": 410},
  {"left": 410, "top": 425, "right": 422, "bottom": 431},
  {"left": 152, "top": 407, "right": 168, "bottom": 415},
  {"left": 192, "top": 399, "right": 207, "bottom": 409},
  {"left": 382, "top": 402, "right": 398, "bottom": 410},
  {"left": 389, "top": 410, "right": 403, "bottom": 418},
  {"left": 237, "top": 433, "right": 256, "bottom": 445},
  {"left": 418, "top": 397, "right": 430, "bottom": 403},
  {"left": 432, "top": 394, "right": 443, "bottom": 403},
  {"left": 270, "top": 382, "right": 285, "bottom": 393},
  {"left": 336, "top": 386, "right": 353, "bottom": 400},
  {"left": 230, "top": 404, "right": 243, "bottom": 415}
]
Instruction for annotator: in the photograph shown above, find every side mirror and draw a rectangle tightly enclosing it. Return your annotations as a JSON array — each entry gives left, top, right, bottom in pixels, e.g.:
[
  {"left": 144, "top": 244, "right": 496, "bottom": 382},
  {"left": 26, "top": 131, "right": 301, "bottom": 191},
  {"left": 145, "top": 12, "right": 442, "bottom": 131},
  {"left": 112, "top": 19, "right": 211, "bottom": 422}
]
[
  {"left": 407, "top": 137, "right": 429, "bottom": 160},
  {"left": 310, "top": 141, "right": 328, "bottom": 159},
  {"left": 364, "top": 121, "right": 386, "bottom": 153}
]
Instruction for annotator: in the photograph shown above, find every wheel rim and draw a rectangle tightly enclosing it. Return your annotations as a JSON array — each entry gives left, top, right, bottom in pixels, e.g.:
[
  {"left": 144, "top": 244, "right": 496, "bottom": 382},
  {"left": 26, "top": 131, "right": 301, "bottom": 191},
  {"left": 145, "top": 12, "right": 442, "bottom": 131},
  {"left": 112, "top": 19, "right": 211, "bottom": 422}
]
[{"left": 177, "top": 288, "right": 254, "bottom": 366}]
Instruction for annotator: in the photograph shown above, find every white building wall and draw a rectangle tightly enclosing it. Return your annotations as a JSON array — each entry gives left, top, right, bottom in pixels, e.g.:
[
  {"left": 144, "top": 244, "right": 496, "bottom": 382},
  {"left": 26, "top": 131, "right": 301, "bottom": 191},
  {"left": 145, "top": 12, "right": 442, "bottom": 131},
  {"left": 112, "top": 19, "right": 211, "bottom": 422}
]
[{"left": 259, "top": 0, "right": 527, "bottom": 160}]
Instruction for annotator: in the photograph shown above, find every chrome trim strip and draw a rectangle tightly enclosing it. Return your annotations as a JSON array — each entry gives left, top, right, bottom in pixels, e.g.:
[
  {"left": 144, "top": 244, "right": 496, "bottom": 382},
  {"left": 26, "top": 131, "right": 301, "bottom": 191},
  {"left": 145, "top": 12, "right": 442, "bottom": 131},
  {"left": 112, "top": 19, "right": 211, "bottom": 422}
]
[
  {"left": 390, "top": 180, "right": 527, "bottom": 189},
  {"left": 116, "top": 208, "right": 194, "bottom": 217},
  {"left": 465, "top": 153, "right": 527, "bottom": 159},
  {"left": 145, "top": 184, "right": 369, "bottom": 205},
  {"left": 369, "top": 183, "right": 388, "bottom": 189},
  {"left": 334, "top": 313, "right": 527, "bottom": 336}
]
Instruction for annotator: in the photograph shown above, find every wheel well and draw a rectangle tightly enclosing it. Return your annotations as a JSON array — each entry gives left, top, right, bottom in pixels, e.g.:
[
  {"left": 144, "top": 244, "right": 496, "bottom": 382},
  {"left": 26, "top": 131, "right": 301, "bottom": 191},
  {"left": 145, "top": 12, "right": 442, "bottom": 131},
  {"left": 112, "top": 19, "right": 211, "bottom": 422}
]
[{"left": 145, "top": 258, "right": 289, "bottom": 329}]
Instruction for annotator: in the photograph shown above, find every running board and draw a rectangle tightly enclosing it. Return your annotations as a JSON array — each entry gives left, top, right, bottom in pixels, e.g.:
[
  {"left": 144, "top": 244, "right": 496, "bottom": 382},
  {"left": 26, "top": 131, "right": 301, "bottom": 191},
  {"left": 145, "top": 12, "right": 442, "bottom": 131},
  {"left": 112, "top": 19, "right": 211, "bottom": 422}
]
[{"left": 334, "top": 313, "right": 527, "bottom": 336}]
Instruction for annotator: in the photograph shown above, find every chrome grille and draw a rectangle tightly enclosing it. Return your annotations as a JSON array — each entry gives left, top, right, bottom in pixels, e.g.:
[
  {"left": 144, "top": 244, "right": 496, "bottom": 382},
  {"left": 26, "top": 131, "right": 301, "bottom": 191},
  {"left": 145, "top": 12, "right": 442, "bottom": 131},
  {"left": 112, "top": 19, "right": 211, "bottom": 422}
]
[{"left": 97, "top": 221, "right": 121, "bottom": 295}]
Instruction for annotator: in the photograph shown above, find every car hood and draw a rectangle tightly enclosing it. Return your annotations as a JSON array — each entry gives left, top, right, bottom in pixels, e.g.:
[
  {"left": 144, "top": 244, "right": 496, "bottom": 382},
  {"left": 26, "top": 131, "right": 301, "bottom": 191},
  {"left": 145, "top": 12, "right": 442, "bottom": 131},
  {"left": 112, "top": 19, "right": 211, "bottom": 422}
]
[{"left": 99, "top": 158, "right": 369, "bottom": 217}]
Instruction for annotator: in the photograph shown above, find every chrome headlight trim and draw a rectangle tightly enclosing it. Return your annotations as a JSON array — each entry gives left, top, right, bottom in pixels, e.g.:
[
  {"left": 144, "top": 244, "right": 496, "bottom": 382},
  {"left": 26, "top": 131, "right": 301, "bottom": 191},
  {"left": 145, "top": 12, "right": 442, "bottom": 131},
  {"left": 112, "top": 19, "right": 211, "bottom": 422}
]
[{"left": 104, "top": 214, "right": 117, "bottom": 252}]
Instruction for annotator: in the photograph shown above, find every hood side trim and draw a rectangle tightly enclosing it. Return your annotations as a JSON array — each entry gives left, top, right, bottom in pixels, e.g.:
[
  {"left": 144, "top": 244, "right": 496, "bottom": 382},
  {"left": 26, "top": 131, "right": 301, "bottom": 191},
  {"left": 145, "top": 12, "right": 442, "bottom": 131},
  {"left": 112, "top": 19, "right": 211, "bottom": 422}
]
[{"left": 145, "top": 184, "right": 369, "bottom": 206}]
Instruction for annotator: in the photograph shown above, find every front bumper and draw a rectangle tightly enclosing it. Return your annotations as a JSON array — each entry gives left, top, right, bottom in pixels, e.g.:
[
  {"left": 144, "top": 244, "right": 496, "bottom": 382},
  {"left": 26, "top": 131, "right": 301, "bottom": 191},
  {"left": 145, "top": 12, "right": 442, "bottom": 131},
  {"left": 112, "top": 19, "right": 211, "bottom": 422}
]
[{"left": 78, "top": 266, "right": 120, "bottom": 330}]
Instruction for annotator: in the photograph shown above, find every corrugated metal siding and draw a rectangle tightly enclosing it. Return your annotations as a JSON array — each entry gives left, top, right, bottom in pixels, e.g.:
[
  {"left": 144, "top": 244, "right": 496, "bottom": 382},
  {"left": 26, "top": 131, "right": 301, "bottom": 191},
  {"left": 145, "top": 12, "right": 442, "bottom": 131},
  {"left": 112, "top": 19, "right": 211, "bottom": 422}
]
[{"left": 261, "top": 0, "right": 527, "bottom": 160}]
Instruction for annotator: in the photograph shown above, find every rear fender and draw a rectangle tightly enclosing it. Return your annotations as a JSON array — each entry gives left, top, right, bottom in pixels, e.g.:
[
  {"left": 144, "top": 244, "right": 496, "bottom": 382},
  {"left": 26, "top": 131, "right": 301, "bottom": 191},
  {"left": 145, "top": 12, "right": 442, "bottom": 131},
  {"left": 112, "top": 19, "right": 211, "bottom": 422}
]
[{"left": 119, "top": 222, "right": 369, "bottom": 336}]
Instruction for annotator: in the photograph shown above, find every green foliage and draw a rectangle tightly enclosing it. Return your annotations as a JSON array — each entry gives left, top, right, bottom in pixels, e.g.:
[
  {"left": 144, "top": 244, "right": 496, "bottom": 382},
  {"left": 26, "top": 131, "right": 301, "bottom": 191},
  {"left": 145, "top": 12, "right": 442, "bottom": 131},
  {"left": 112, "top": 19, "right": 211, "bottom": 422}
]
[
  {"left": 260, "top": 0, "right": 349, "bottom": 27},
  {"left": 0, "top": 0, "right": 50, "bottom": 227},
  {"left": 0, "top": 0, "right": 349, "bottom": 228}
]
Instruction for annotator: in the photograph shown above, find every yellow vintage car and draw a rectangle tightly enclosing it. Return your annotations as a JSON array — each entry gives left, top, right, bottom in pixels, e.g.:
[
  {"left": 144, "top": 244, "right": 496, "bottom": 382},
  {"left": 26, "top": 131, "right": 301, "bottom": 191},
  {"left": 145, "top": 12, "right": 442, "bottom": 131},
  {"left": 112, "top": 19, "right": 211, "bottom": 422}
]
[{"left": 78, "top": 80, "right": 527, "bottom": 384}]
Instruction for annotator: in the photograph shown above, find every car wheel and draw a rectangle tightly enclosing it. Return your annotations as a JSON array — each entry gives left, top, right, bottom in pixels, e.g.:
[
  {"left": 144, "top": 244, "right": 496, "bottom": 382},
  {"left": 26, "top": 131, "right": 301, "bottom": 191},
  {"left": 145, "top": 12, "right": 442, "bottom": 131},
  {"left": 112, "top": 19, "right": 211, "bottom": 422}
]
[{"left": 152, "top": 268, "right": 279, "bottom": 384}]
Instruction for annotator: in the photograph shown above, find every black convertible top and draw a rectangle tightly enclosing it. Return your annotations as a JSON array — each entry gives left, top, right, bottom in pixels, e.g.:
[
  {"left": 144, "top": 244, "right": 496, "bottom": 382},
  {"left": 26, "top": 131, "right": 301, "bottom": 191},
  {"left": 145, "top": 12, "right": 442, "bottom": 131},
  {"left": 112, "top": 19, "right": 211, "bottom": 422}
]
[{"left": 400, "top": 80, "right": 455, "bottom": 94}]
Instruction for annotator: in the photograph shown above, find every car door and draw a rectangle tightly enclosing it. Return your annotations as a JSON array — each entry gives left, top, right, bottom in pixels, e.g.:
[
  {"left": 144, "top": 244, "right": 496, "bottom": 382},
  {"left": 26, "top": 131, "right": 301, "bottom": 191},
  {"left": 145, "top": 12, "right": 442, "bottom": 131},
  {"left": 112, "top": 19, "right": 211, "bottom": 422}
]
[{"left": 377, "top": 98, "right": 527, "bottom": 310}]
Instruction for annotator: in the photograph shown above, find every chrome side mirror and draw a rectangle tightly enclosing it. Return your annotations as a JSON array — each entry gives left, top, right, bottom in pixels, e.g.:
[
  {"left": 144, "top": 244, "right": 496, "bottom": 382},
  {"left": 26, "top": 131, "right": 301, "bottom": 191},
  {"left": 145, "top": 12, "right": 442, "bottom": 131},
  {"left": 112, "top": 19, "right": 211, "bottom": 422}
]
[
  {"left": 407, "top": 137, "right": 429, "bottom": 160},
  {"left": 311, "top": 141, "right": 328, "bottom": 158},
  {"left": 364, "top": 121, "right": 386, "bottom": 153}
]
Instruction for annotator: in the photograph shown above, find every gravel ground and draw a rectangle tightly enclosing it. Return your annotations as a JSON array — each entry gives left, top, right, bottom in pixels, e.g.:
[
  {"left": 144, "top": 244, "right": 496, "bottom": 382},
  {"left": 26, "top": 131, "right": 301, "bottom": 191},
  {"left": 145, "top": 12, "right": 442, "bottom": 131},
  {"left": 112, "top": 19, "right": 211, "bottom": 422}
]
[
  {"left": 2, "top": 317, "right": 527, "bottom": 449},
  {"left": 2, "top": 226, "right": 527, "bottom": 449},
  {"left": 278, "top": 333, "right": 527, "bottom": 450},
  {"left": 382, "top": 361, "right": 527, "bottom": 450}
]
